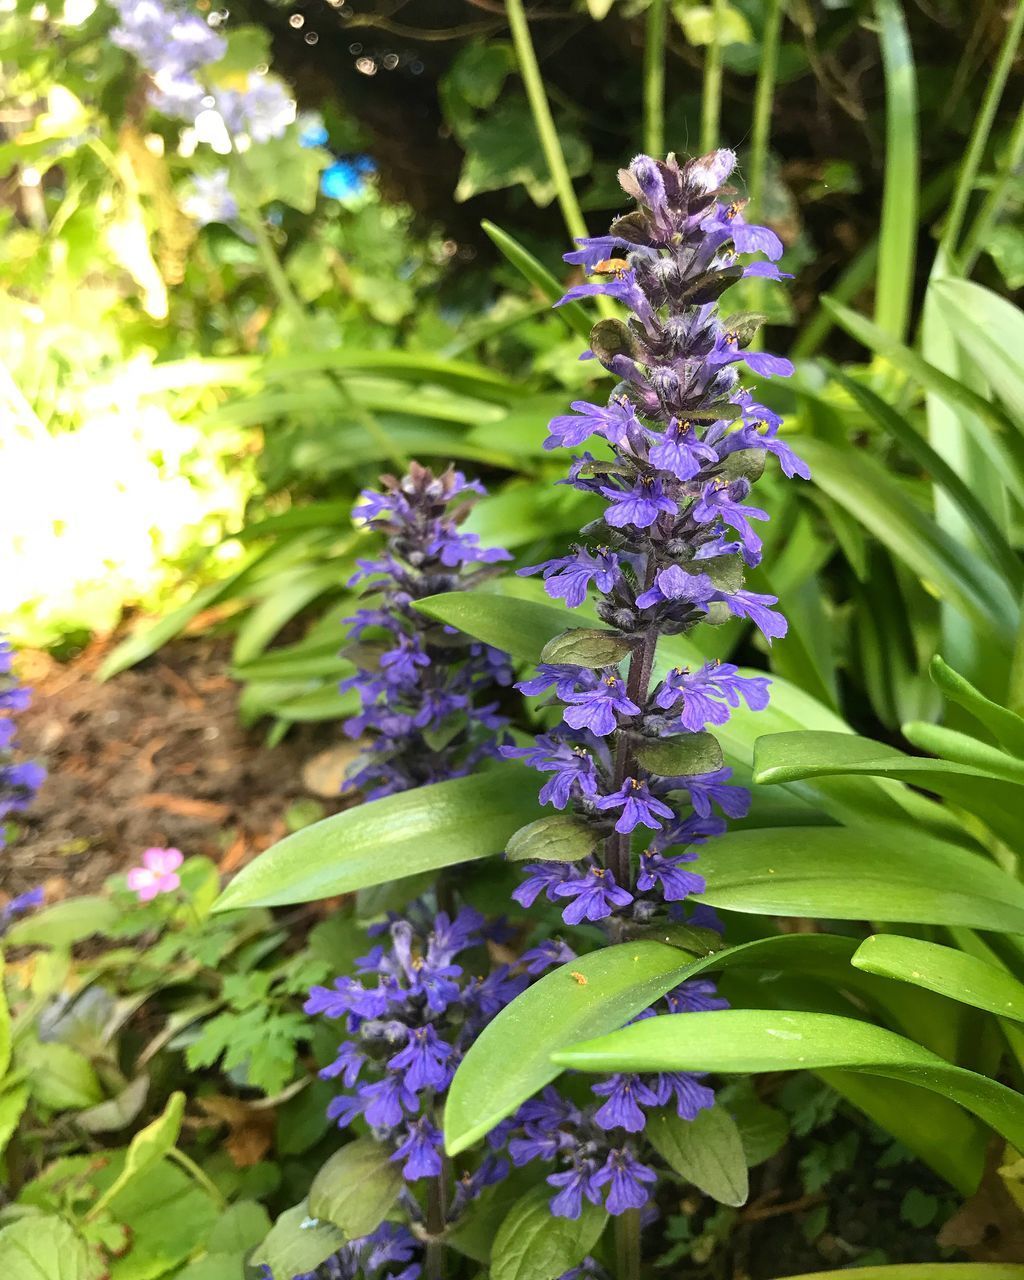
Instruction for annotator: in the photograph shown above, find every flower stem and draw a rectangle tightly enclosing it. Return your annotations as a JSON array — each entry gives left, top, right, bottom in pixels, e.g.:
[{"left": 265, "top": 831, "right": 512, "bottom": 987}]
[
  {"left": 168, "top": 1146, "right": 229, "bottom": 1211},
  {"left": 425, "top": 1160, "right": 450, "bottom": 1280},
  {"left": 700, "top": 0, "right": 725, "bottom": 154},
  {"left": 643, "top": 0, "right": 667, "bottom": 158},
  {"left": 615, "top": 1207, "right": 642, "bottom": 1280}
]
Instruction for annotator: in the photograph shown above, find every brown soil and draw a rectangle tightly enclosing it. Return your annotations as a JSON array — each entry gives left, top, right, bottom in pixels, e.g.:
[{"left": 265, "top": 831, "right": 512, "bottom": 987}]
[{"left": 2, "top": 636, "right": 355, "bottom": 904}]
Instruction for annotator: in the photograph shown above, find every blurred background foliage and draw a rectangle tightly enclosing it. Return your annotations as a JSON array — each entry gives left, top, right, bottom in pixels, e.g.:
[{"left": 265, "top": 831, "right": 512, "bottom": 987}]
[{"left": 2, "top": 0, "right": 1023, "bottom": 747}]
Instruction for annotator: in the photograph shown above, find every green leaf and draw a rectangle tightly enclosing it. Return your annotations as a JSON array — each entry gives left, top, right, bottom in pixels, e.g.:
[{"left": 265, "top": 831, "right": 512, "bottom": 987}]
[
  {"left": 792, "top": 436, "right": 1018, "bottom": 646},
  {"left": 19, "top": 1042, "right": 103, "bottom": 1111},
  {"left": 552, "top": 1009, "right": 1024, "bottom": 1153},
  {"left": 77, "top": 1075, "right": 150, "bottom": 1134},
  {"left": 490, "top": 1187, "right": 606, "bottom": 1280},
  {"left": 694, "top": 822, "right": 1024, "bottom": 932},
  {"left": 0, "top": 954, "right": 9, "bottom": 1079},
  {"left": 481, "top": 221, "right": 592, "bottom": 341},
  {"left": 251, "top": 1203, "right": 345, "bottom": 1280},
  {"left": 5, "top": 897, "right": 119, "bottom": 948},
  {"left": 902, "top": 721, "right": 1024, "bottom": 784},
  {"left": 206, "top": 1202, "right": 272, "bottom": 1255},
  {"left": 123, "top": 1091, "right": 185, "bottom": 1180},
  {"left": 237, "top": 140, "right": 328, "bottom": 214},
  {"left": 728, "top": 1092, "right": 789, "bottom": 1167},
  {"left": 214, "top": 764, "right": 541, "bottom": 911},
  {"left": 646, "top": 1104, "right": 748, "bottom": 1205},
  {"left": 930, "top": 655, "right": 1024, "bottom": 757},
  {"left": 506, "top": 815, "right": 599, "bottom": 863},
  {"left": 444, "top": 934, "right": 861, "bottom": 1156},
  {"left": 853, "top": 935, "right": 1024, "bottom": 1023},
  {"left": 753, "top": 729, "right": 1024, "bottom": 850},
  {"left": 455, "top": 99, "right": 591, "bottom": 209},
  {"left": 769, "top": 1267, "right": 1024, "bottom": 1280},
  {"left": 0, "top": 1215, "right": 104, "bottom": 1279},
  {"left": 874, "top": 0, "right": 918, "bottom": 342},
  {"left": 635, "top": 732, "right": 724, "bottom": 777},
  {"left": 308, "top": 1139, "right": 404, "bottom": 1239},
  {"left": 540, "top": 628, "right": 633, "bottom": 667},
  {"left": 0, "top": 1085, "right": 29, "bottom": 1160},
  {"left": 931, "top": 278, "right": 1024, "bottom": 425}
]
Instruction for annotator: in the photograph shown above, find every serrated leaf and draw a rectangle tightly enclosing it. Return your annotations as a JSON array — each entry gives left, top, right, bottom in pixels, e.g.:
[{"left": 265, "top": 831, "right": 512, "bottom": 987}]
[
  {"left": 646, "top": 1105, "right": 749, "bottom": 1205},
  {"left": 635, "top": 732, "right": 724, "bottom": 777},
  {"left": 308, "top": 1139, "right": 403, "bottom": 1238},
  {"left": 506, "top": 815, "right": 599, "bottom": 863},
  {"left": 540, "top": 627, "right": 633, "bottom": 668}
]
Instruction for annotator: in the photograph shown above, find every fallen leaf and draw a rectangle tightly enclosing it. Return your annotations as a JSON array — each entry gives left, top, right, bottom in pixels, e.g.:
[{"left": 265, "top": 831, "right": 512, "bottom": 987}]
[{"left": 197, "top": 1095, "right": 275, "bottom": 1167}]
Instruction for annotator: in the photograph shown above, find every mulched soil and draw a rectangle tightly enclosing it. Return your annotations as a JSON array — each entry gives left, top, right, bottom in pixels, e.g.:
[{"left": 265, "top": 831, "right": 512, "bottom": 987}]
[{"left": 3, "top": 636, "right": 354, "bottom": 904}]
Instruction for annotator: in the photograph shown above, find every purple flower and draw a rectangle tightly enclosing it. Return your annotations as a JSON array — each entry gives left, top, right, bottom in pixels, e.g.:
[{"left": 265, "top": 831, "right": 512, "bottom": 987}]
[
  {"left": 517, "top": 664, "right": 597, "bottom": 700},
  {"left": 553, "top": 865, "right": 633, "bottom": 925},
  {"left": 635, "top": 565, "right": 718, "bottom": 611},
  {"left": 601, "top": 477, "right": 677, "bottom": 529},
  {"left": 521, "top": 938, "right": 578, "bottom": 974},
  {"left": 664, "top": 979, "right": 729, "bottom": 1014},
  {"left": 671, "top": 767, "right": 750, "bottom": 820},
  {"left": 520, "top": 547, "right": 622, "bottom": 608},
  {"left": 392, "top": 1117, "right": 444, "bottom": 1180},
  {"left": 387, "top": 1025, "right": 453, "bottom": 1092},
  {"left": 563, "top": 674, "right": 640, "bottom": 737},
  {"left": 361, "top": 1074, "right": 419, "bottom": 1129},
  {"left": 545, "top": 399, "right": 641, "bottom": 450},
  {"left": 548, "top": 1158, "right": 605, "bottom": 1219},
  {"left": 591, "top": 1074, "right": 661, "bottom": 1133},
  {"left": 692, "top": 481, "right": 769, "bottom": 566},
  {"left": 720, "top": 588, "right": 788, "bottom": 642},
  {"left": 594, "top": 1148, "right": 658, "bottom": 1214},
  {"left": 512, "top": 861, "right": 579, "bottom": 909},
  {"left": 636, "top": 850, "right": 705, "bottom": 901},
  {"left": 503, "top": 735, "right": 599, "bottom": 810},
  {"left": 655, "top": 1070, "right": 716, "bottom": 1120},
  {"left": 0, "top": 886, "right": 44, "bottom": 937},
  {"left": 653, "top": 661, "right": 771, "bottom": 731},
  {"left": 648, "top": 419, "right": 718, "bottom": 480},
  {"left": 594, "top": 779, "right": 675, "bottom": 833}
]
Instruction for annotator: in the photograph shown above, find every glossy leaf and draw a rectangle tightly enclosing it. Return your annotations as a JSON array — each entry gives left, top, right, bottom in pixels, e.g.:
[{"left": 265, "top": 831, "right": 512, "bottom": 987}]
[
  {"left": 853, "top": 935, "right": 1024, "bottom": 1023},
  {"left": 506, "top": 814, "right": 599, "bottom": 862},
  {"left": 552, "top": 1009, "right": 1024, "bottom": 1152},
  {"left": 930, "top": 655, "right": 1024, "bottom": 757},
  {"left": 646, "top": 1104, "right": 748, "bottom": 1206},
  {"left": 251, "top": 1202, "right": 345, "bottom": 1279},
  {"left": 874, "top": 0, "right": 918, "bottom": 342},
  {"left": 490, "top": 1188, "right": 606, "bottom": 1280},
  {"left": 931, "top": 278, "right": 1024, "bottom": 424},
  {"left": 444, "top": 934, "right": 863, "bottom": 1156},
  {"left": 902, "top": 721, "right": 1024, "bottom": 784},
  {"left": 695, "top": 822, "right": 1024, "bottom": 932},
  {"left": 753, "top": 728, "right": 1023, "bottom": 849},
  {"left": 308, "top": 1138, "right": 404, "bottom": 1238},
  {"left": 214, "top": 764, "right": 541, "bottom": 911}
]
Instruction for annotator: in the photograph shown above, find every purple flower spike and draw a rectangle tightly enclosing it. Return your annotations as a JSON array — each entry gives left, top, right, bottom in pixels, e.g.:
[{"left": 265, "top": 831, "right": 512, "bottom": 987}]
[
  {"left": 594, "top": 779, "right": 675, "bottom": 833},
  {"left": 552, "top": 865, "right": 633, "bottom": 925},
  {"left": 594, "top": 1149, "right": 659, "bottom": 1215},
  {"left": 562, "top": 674, "right": 640, "bottom": 737}
]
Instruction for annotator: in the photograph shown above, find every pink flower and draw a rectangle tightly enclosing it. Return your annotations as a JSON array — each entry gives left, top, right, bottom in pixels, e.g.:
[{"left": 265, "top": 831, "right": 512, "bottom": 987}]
[{"left": 126, "top": 847, "right": 184, "bottom": 901}]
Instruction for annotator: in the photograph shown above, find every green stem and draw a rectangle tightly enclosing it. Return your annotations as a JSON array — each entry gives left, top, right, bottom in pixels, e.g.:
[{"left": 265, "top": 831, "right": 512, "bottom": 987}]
[
  {"left": 506, "top": 0, "right": 588, "bottom": 244},
  {"left": 747, "top": 0, "right": 783, "bottom": 222},
  {"left": 700, "top": 0, "right": 725, "bottom": 154},
  {"left": 643, "top": 0, "right": 668, "bottom": 157},
  {"left": 614, "top": 1206, "right": 642, "bottom": 1280},
  {"left": 939, "top": 0, "right": 1024, "bottom": 264},
  {"left": 168, "top": 1146, "right": 230, "bottom": 1211},
  {"left": 959, "top": 99, "right": 1024, "bottom": 276}
]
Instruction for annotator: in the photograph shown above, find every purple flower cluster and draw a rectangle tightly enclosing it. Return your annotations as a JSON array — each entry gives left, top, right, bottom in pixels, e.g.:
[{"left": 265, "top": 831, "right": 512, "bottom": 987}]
[
  {"left": 306, "top": 906, "right": 524, "bottom": 1205},
  {"left": 341, "top": 464, "right": 513, "bottom": 798},
  {"left": 1, "top": 638, "right": 45, "bottom": 854},
  {"left": 258, "top": 1222, "right": 420, "bottom": 1280},
  {"left": 508, "top": 941, "right": 727, "bottom": 1219},
  {"left": 108, "top": 0, "right": 295, "bottom": 140},
  {"left": 504, "top": 149, "right": 806, "bottom": 928}
]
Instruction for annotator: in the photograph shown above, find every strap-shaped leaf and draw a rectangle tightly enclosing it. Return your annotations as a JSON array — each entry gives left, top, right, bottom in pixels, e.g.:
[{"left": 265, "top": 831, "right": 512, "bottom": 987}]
[
  {"left": 753, "top": 729, "right": 1023, "bottom": 851},
  {"left": 552, "top": 1009, "right": 1024, "bottom": 1153},
  {"left": 930, "top": 655, "right": 1024, "bottom": 758},
  {"left": 213, "top": 764, "right": 541, "bottom": 911},
  {"left": 695, "top": 824, "right": 1024, "bottom": 932},
  {"left": 853, "top": 935, "right": 1024, "bottom": 1023},
  {"left": 773, "top": 1267, "right": 1024, "bottom": 1280},
  {"left": 444, "top": 934, "right": 862, "bottom": 1156}
]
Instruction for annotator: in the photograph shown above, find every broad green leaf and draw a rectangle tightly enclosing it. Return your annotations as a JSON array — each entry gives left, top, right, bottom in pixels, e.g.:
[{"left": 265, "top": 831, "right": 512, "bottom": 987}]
[
  {"left": 445, "top": 934, "right": 864, "bottom": 1156},
  {"left": 791, "top": 437, "right": 1018, "bottom": 646},
  {"left": 506, "top": 814, "right": 599, "bottom": 862},
  {"left": 753, "top": 728, "right": 1023, "bottom": 849},
  {"left": 5, "top": 897, "right": 119, "bottom": 948},
  {"left": 646, "top": 1104, "right": 748, "bottom": 1205},
  {"left": 930, "top": 655, "right": 1024, "bottom": 757},
  {"left": 308, "top": 1138, "right": 404, "bottom": 1239},
  {"left": 873, "top": 0, "right": 918, "bottom": 342},
  {"left": 206, "top": 1202, "right": 272, "bottom": 1254},
  {"left": 902, "top": 721, "right": 1024, "bottom": 784},
  {"left": 0, "top": 1215, "right": 104, "bottom": 1279},
  {"left": 214, "top": 765, "right": 541, "bottom": 911},
  {"left": 695, "top": 823, "right": 1024, "bottom": 931},
  {"left": 481, "top": 220, "right": 592, "bottom": 342},
  {"left": 490, "top": 1187, "right": 606, "bottom": 1280},
  {"left": 931, "top": 278, "right": 1024, "bottom": 424},
  {"left": 552, "top": 1009, "right": 1024, "bottom": 1152},
  {"left": 19, "top": 1041, "right": 103, "bottom": 1111},
  {"left": 728, "top": 1092, "right": 788, "bottom": 1168},
  {"left": 0, "top": 1084, "right": 29, "bottom": 1159},
  {"left": 853, "top": 935, "right": 1024, "bottom": 1023},
  {"left": 251, "top": 1202, "right": 345, "bottom": 1280},
  {"left": 540, "top": 627, "right": 634, "bottom": 667}
]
